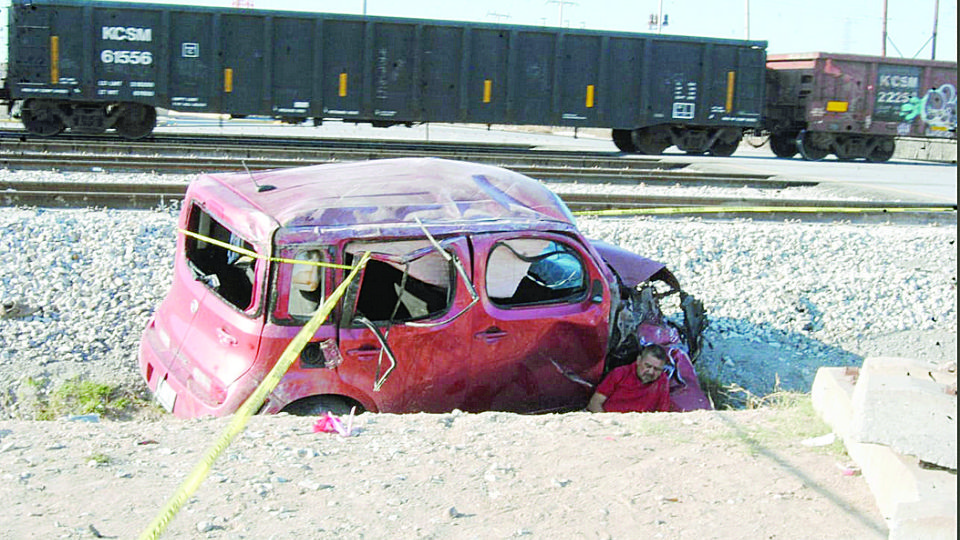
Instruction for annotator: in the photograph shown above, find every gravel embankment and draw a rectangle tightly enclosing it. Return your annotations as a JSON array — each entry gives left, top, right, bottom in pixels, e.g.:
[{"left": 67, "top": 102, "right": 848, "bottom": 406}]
[
  {"left": 0, "top": 408, "right": 887, "bottom": 540},
  {"left": 0, "top": 170, "right": 955, "bottom": 417}
]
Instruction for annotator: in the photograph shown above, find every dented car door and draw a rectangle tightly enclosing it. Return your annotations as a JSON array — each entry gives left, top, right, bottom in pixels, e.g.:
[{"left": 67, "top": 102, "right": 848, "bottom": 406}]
[
  {"left": 336, "top": 237, "right": 476, "bottom": 413},
  {"left": 465, "top": 232, "right": 610, "bottom": 412}
]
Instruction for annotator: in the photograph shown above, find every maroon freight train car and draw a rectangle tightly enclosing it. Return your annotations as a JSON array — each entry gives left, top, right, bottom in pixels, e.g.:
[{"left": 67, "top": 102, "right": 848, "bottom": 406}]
[{"left": 763, "top": 52, "right": 957, "bottom": 161}]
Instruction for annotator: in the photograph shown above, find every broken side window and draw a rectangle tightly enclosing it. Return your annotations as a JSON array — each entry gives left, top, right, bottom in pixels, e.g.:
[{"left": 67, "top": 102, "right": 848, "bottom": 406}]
[
  {"left": 345, "top": 240, "right": 454, "bottom": 323},
  {"left": 286, "top": 250, "right": 328, "bottom": 318},
  {"left": 486, "top": 238, "right": 587, "bottom": 306},
  {"left": 184, "top": 204, "right": 257, "bottom": 311}
]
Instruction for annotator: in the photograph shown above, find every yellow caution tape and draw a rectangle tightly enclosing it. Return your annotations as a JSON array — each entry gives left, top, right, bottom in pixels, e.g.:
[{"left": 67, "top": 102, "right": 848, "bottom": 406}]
[
  {"left": 573, "top": 205, "right": 957, "bottom": 217},
  {"left": 137, "top": 252, "right": 371, "bottom": 540},
  {"left": 178, "top": 228, "right": 354, "bottom": 270}
]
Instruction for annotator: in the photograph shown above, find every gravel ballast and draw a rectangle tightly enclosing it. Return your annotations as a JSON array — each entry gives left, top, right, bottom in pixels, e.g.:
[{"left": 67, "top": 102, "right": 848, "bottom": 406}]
[{"left": 0, "top": 171, "right": 955, "bottom": 417}]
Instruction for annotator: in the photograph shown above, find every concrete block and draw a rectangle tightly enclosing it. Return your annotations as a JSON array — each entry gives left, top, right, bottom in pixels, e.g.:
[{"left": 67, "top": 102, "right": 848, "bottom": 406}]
[
  {"left": 811, "top": 366, "right": 858, "bottom": 436},
  {"left": 859, "top": 356, "right": 957, "bottom": 386},
  {"left": 895, "top": 138, "right": 958, "bottom": 163},
  {"left": 851, "top": 357, "right": 957, "bottom": 469},
  {"left": 812, "top": 366, "right": 957, "bottom": 539},
  {"left": 889, "top": 500, "right": 960, "bottom": 540}
]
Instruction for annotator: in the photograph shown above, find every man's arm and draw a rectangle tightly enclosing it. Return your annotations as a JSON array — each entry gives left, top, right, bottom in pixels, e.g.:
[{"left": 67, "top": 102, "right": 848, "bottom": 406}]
[{"left": 587, "top": 391, "right": 607, "bottom": 413}]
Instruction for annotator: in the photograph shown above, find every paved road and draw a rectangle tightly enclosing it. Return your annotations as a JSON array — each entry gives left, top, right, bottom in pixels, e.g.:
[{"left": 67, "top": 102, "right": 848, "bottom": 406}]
[{"left": 669, "top": 144, "right": 958, "bottom": 204}]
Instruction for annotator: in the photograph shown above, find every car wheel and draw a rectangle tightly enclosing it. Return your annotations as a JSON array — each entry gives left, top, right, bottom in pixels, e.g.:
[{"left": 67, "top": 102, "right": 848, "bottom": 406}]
[{"left": 282, "top": 395, "right": 361, "bottom": 416}]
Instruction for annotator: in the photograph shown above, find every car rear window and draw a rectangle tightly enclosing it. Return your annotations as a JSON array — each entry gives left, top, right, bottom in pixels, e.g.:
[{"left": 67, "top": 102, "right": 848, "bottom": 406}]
[{"left": 184, "top": 204, "right": 258, "bottom": 312}]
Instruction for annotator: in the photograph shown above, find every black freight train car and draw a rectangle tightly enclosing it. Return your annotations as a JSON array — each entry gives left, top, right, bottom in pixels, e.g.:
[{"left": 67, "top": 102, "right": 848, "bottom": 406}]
[
  {"left": 2, "top": 0, "right": 767, "bottom": 155},
  {"left": 764, "top": 53, "right": 957, "bottom": 162}
]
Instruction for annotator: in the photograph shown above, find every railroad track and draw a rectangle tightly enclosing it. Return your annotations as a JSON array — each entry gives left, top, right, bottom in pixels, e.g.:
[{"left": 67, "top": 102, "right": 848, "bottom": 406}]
[
  {"left": 2, "top": 180, "right": 954, "bottom": 224},
  {"left": 0, "top": 131, "right": 954, "bottom": 223},
  {"left": 0, "top": 130, "right": 798, "bottom": 189}
]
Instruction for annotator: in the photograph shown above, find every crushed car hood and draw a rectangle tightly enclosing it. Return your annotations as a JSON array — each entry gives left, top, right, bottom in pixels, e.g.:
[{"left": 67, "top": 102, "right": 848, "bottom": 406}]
[{"left": 589, "top": 239, "right": 677, "bottom": 289}]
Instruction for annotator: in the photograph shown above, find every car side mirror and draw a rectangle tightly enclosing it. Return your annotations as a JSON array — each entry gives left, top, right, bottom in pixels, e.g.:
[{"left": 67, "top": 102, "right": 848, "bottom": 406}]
[{"left": 590, "top": 279, "right": 604, "bottom": 303}]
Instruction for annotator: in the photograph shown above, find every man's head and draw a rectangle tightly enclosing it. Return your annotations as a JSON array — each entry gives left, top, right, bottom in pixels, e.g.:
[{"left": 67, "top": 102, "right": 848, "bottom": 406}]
[{"left": 635, "top": 344, "right": 668, "bottom": 384}]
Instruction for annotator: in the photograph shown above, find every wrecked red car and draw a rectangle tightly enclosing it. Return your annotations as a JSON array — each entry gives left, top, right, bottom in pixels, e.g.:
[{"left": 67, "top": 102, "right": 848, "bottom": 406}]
[{"left": 138, "top": 158, "right": 709, "bottom": 418}]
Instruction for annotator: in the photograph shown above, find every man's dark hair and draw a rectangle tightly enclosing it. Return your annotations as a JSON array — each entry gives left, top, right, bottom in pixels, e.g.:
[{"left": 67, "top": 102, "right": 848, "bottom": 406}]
[{"left": 638, "top": 344, "right": 668, "bottom": 364}]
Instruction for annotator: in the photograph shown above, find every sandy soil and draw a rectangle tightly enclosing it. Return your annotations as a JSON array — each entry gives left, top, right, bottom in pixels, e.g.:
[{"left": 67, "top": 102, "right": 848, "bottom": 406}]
[{"left": 0, "top": 405, "right": 887, "bottom": 540}]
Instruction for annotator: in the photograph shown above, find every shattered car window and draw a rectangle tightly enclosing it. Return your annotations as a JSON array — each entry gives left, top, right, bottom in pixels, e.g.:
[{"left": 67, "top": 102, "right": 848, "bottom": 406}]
[
  {"left": 286, "top": 250, "right": 328, "bottom": 318},
  {"left": 486, "top": 239, "right": 587, "bottom": 306},
  {"left": 184, "top": 204, "right": 257, "bottom": 311},
  {"left": 346, "top": 240, "right": 453, "bottom": 323}
]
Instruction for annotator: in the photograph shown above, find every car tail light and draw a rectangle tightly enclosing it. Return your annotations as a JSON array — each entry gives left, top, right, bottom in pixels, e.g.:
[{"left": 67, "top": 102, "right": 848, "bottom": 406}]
[{"left": 186, "top": 366, "right": 227, "bottom": 405}]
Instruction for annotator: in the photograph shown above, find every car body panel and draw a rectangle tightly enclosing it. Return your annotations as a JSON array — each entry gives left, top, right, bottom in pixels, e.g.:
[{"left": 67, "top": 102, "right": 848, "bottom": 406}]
[
  {"left": 466, "top": 232, "right": 609, "bottom": 412},
  {"left": 588, "top": 239, "right": 669, "bottom": 289},
  {"left": 333, "top": 237, "right": 477, "bottom": 413}
]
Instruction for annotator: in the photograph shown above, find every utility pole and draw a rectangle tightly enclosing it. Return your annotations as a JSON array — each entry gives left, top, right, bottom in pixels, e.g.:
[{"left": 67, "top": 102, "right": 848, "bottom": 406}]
[
  {"left": 931, "top": 0, "right": 939, "bottom": 59},
  {"left": 882, "top": 0, "right": 888, "bottom": 56},
  {"left": 648, "top": 5, "right": 668, "bottom": 34},
  {"left": 744, "top": 0, "right": 750, "bottom": 40},
  {"left": 362, "top": 0, "right": 367, "bottom": 16},
  {"left": 545, "top": 0, "right": 577, "bottom": 27},
  {"left": 658, "top": 0, "right": 664, "bottom": 34},
  {"left": 653, "top": 0, "right": 671, "bottom": 34}
]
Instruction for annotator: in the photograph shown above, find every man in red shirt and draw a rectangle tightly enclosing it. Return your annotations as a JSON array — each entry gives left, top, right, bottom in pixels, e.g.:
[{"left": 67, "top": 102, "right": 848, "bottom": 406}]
[{"left": 586, "top": 344, "right": 671, "bottom": 413}]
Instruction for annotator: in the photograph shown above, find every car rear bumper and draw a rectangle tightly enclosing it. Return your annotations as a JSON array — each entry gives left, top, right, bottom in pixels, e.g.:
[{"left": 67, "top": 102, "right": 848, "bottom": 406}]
[{"left": 138, "top": 317, "right": 245, "bottom": 418}]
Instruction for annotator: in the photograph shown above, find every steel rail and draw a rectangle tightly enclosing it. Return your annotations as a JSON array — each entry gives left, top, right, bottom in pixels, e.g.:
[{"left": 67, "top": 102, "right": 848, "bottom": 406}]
[
  {"left": 0, "top": 131, "right": 661, "bottom": 169},
  {"left": 0, "top": 130, "right": 781, "bottom": 180},
  {"left": 0, "top": 152, "right": 801, "bottom": 188},
  {"left": 2, "top": 180, "right": 954, "bottom": 224}
]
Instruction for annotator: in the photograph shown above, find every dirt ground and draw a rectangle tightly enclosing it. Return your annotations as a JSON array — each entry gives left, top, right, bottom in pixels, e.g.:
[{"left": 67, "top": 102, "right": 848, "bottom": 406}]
[{"left": 0, "top": 403, "right": 888, "bottom": 540}]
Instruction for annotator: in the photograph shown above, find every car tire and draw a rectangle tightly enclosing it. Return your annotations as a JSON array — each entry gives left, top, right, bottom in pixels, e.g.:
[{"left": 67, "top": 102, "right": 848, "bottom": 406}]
[{"left": 282, "top": 395, "right": 361, "bottom": 416}]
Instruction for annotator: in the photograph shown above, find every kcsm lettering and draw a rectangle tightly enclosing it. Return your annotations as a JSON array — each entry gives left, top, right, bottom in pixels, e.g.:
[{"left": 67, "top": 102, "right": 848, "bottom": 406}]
[{"left": 102, "top": 26, "right": 153, "bottom": 42}]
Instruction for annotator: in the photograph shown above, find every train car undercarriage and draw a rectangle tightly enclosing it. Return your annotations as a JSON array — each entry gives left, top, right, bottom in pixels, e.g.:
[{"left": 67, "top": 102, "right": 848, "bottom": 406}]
[
  {"left": 612, "top": 126, "right": 743, "bottom": 156},
  {"left": 769, "top": 130, "right": 897, "bottom": 162},
  {"left": 19, "top": 99, "right": 157, "bottom": 140}
]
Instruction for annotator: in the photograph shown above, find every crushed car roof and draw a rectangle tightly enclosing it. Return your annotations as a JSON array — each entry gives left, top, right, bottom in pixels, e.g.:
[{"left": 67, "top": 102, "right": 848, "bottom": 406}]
[{"left": 195, "top": 158, "right": 576, "bottom": 235}]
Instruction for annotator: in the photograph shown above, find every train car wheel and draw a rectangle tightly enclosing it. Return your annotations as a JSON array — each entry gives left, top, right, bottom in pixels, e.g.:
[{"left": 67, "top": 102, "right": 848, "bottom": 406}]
[
  {"left": 833, "top": 137, "right": 858, "bottom": 161},
  {"left": 612, "top": 129, "right": 637, "bottom": 153},
  {"left": 632, "top": 128, "right": 669, "bottom": 155},
  {"left": 708, "top": 135, "right": 741, "bottom": 157},
  {"left": 769, "top": 133, "right": 798, "bottom": 158},
  {"left": 114, "top": 104, "right": 157, "bottom": 140},
  {"left": 797, "top": 132, "right": 828, "bottom": 161},
  {"left": 867, "top": 138, "right": 895, "bottom": 163},
  {"left": 21, "top": 101, "right": 65, "bottom": 137}
]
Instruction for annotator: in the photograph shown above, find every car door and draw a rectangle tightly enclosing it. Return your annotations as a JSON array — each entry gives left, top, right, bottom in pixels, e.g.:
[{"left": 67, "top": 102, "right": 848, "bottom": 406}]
[
  {"left": 336, "top": 237, "right": 477, "bottom": 413},
  {"left": 465, "top": 232, "right": 610, "bottom": 412},
  {"left": 173, "top": 203, "right": 266, "bottom": 406}
]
